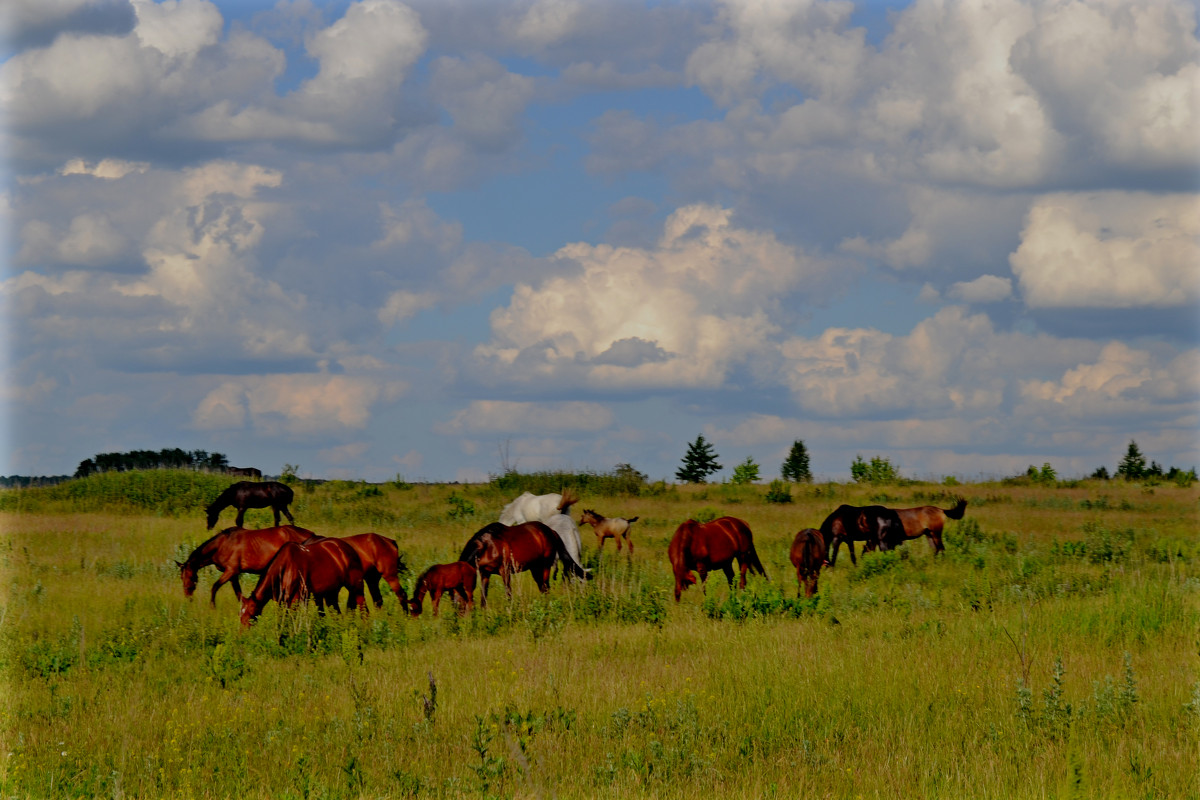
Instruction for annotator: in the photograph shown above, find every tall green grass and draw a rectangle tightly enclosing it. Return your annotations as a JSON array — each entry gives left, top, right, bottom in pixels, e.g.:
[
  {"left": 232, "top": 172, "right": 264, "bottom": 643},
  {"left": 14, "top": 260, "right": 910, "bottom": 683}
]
[{"left": 2, "top": 478, "right": 1198, "bottom": 798}]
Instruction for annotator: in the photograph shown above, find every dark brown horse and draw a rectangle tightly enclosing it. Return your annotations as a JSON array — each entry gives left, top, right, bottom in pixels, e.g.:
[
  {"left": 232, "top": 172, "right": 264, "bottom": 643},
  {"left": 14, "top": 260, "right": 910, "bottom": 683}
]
[
  {"left": 176, "top": 525, "right": 316, "bottom": 606},
  {"left": 227, "top": 467, "right": 262, "bottom": 479},
  {"left": 206, "top": 481, "right": 295, "bottom": 530},
  {"left": 579, "top": 508, "right": 639, "bottom": 554},
  {"left": 409, "top": 562, "right": 476, "bottom": 617},
  {"left": 458, "top": 521, "right": 586, "bottom": 607},
  {"left": 790, "top": 528, "right": 828, "bottom": 598},
  {"left": 239, "top": 538, "right": 366, "bottom": 627},
  {"left": 668, "top": 516, "right": 767, "bottom": 602},
  {"left": 887, "top": 498, "right": 967, "bottom": 555},
  {"left": 821, "top": 505, "right": 903, "bottom": 566},
  {"left": 301, "top": 533, "right": 409, "bottom": 611}
]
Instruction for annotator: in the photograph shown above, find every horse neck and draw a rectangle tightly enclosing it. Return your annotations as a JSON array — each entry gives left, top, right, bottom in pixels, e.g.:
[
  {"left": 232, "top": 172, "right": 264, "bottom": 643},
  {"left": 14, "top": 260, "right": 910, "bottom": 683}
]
[{"left": 187, "top": 534, "right": 229, "bottom": 569}]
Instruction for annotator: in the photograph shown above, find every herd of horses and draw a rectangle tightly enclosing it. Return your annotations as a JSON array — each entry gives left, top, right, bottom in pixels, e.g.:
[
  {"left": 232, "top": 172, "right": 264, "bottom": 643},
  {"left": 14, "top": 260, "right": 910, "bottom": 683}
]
[{"left": 177, "top": 481, "right": 968, "bottom": 626}]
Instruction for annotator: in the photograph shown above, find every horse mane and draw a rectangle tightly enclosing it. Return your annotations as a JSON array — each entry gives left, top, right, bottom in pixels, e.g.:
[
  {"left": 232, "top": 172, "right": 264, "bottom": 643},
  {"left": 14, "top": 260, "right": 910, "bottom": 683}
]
[{"left": 458, "top": 522, "right": 507, "bottom": 562}]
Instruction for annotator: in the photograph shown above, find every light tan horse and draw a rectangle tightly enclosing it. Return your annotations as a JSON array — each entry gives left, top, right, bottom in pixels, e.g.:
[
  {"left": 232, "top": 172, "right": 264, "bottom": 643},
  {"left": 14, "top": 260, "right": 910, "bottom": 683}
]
[
  {"left": 579, "top": 509, "right": 639, "bottom": 554},
  {"left": 887, "top": 498, "right": 968, "bottom": 555}
]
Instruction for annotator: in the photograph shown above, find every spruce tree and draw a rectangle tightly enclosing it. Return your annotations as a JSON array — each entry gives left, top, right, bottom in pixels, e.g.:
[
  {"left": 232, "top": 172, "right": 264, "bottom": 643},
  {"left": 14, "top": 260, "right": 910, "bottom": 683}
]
[
  {"left": 676, "top": 435, "right": 723, "bottom": 483},
  {"left": 1116, "top": 440, "right": 1147, "bottom": 481},
  {"left": 780, "top": 440, "right": 812, "bottom": 483}
]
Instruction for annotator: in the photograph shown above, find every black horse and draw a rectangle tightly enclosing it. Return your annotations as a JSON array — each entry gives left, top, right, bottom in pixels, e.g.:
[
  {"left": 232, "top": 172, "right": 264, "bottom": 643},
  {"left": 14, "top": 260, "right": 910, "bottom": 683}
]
[{"left": 206, "top": 481, "right": 296, "bottom": 530}]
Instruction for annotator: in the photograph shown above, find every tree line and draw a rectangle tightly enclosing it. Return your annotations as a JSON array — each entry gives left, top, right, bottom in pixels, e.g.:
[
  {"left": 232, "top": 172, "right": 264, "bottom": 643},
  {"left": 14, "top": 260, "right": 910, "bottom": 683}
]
[{"left": 74, "top": 448, "right": 231, "bottom": 478}]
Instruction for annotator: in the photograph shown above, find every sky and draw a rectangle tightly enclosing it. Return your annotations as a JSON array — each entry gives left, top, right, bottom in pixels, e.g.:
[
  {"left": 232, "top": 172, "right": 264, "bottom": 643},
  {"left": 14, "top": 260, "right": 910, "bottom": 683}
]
[{"left": 1, "top": 0, "right": 1197, "bottom": 484}]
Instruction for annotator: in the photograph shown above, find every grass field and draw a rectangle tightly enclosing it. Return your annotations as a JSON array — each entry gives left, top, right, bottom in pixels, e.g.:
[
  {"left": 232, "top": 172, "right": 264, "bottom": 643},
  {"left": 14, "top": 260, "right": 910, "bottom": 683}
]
[{"left": 1, "top": 474, "right": 1198, "bottom": 799}]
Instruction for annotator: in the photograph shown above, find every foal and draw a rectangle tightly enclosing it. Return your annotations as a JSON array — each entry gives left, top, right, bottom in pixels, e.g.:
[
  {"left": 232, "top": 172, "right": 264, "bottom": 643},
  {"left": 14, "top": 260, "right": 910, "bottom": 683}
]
[
  {"left": 409, "top": 562, "right": 476, "bottom": 617},
  {"left": 579, "top": 509, "right": 639, "bottom": 554}
]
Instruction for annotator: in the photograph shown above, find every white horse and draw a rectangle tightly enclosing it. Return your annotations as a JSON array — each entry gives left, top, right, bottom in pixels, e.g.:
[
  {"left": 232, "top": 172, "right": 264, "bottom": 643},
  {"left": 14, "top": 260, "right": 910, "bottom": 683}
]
[
  {"left": 499, "top": 488, "right": 579, "bottom": 525},
  {"left": 543, "top": 513, "right": 589, "bottom": 578}
]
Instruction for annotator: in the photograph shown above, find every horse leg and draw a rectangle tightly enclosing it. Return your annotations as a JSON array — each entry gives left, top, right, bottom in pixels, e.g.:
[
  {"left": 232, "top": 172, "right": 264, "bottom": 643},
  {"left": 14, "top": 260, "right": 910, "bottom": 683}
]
[
  {"left": 235, "top": 507, "right": 246, "bottom": 528},
  {"left": 848, "top": 541, "right": 858, "bottom": 566},
  {"left": 386, "top": 576, "right": 409, "bottom": 613},
  {"left": 365, "top": 575, "right": 384, "bottom": 609},
  {"left": 723, "top": 564, "right": 737, "bottom": 589},
  {"left": 479, "top": 574, "right": 489, "bottom": 609},
  {"left": 626, "top": 533, "right": 634, "bottom": 555},
  {"left": 461, "top": 588, "right": 474, "bottom": 614},
  {"left": 430, "top": 588, "right": 442, "bottom": 617},
  {"left": 281, "top": 504, "right": 295, "bottom": 525},
  {"left": 210, "top": 569, "right": 240, "bottom": 607}
]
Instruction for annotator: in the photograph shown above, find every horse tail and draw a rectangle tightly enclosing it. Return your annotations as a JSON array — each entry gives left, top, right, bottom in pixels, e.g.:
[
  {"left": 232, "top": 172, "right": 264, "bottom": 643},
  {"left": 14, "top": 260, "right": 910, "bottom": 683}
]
[
  {"left": 546, "top": 527, "right": 588, "bottom": 580},
  {"left": 557, "top": 487, "right": 579, "bottom": 514},
  {"left": 746, "top": 541, "right": 768, "bottom": 579},
  {"left": 626, "top": 516, "right": 639, "bottom": 524},
  {"left": 945, "top": 498, "right": 968, "bottom": 520},
  {"left": 458, "top": 536, "right": 482, "bottom": 564}
]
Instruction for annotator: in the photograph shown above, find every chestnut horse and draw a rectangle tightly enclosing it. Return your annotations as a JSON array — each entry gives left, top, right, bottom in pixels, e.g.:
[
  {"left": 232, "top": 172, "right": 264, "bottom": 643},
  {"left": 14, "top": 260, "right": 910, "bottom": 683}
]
[
  {"left": 458, "top": 521, "right": 587, "bottom": 607},
  {"left": 668, "top": 516, "right": 767, "bottom": 602},
  {"left": 206, "top": 481, "right": 296, "bottom": 530},
  {"left": 409, "top": 562, "right": 476, "bottom": 617},
  {"left": 239, "top": 538, "right": 366, "bottom": 627},
  {"left": 888, "top": 498, "right": 967, "bottom": 555},
  {"left": 302, "top": 533, "right": 409, "bottom": 611},
  {"left": 579, "top": 509, "right": 639, "bottom": 554},
  {"left": 821, "top": 505, "right": 904, "bottom": 566},
  {"left": 790, "top": 528, "right": 828, "bottom": 598},
  {"left": 176, "top": 525, "right": 316, "bottom": 606}
]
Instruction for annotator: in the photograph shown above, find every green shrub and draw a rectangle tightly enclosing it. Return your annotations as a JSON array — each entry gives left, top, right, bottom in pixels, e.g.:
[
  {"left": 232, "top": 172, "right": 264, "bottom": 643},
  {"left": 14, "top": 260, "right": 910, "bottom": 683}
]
[{"left": 764, "top": 480, "right": 792, "bottom": 504}]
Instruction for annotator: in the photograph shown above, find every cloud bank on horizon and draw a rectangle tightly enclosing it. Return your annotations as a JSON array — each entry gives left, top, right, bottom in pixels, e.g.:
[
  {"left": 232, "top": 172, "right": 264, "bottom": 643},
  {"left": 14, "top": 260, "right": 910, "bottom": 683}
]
[{"left": 2, "top": 0, "right": 1197, "bottom": 483}]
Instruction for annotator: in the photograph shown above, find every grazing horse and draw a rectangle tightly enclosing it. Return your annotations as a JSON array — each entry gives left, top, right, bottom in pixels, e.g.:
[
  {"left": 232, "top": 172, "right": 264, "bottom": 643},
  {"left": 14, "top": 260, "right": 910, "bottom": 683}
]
[
  {"left": 821, "top": 505, "right": 903, "bottom": 567},
  {"left": 206, "top": 481, "right": 295, "bottom": 530},
  {"left": 543, "top": 513, "right": 590, "bottom": 578},
  {"left": 668, "top": 516, "right": 767, "bottom": 602},
  {"left": 300, "top": 532, "right": 410, "bottom": 611},
  {"left": 790, "top": 528, "right": 828, "bottom": 598},
  {"left": 887, "top": 498, "right": 968, "bottom": 555},
  {"left": 227, "top": 467, "right": 262, "bottom": 479},
  {"left": 176, "top": 525, "right": 316, "bottom": 606},
  {"left": 499, "top": 488, "right": 579, "bottom": 525},
  {"left": 459, "top": 521, "right": 587, "bottom": 607},
  {"left": 579, "top": 509, "right": 639, "bottom": 554},
  {"left": 409, "top": 562, "right": 476, "bottom": 617},
  {"left": 239, "top": 538, "right": 366, "bottom": 627}
]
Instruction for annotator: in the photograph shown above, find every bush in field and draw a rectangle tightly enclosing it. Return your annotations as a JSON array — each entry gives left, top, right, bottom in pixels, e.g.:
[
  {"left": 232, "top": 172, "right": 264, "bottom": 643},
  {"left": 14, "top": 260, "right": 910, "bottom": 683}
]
[
  {"left": 0, "top": 469, "right": 236, "bottom": 516},
  {"left": 850, "top": 454, "right": 901, "bottom": 484},
  {"left": 729, "top": 456, "right": 760, "bottom": 485},
  {"left": 764, "top": 479, "right": 793, "bottom": 504},
  {"left": 491, "top": 463, "right": 647, "bottom": 496}
]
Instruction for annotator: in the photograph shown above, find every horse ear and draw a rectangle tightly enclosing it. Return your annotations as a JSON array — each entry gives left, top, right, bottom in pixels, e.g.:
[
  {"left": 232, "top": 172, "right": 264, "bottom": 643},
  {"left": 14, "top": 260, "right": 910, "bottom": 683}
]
[{"left": 174, "top": 559, "right": 184, "bottom": 568}]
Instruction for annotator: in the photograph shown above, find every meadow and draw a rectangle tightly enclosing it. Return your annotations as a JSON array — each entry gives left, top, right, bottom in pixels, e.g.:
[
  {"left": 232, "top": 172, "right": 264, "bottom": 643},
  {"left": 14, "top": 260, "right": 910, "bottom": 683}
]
[{"left": 1, "top": 472, "right": 1197, "bottom": 799}]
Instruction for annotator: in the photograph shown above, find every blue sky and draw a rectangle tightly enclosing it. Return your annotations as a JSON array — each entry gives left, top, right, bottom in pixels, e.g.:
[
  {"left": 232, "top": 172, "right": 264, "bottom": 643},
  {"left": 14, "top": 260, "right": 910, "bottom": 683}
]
[{"left": 2, "top": 0, "right": 1197, "bottom": 483}]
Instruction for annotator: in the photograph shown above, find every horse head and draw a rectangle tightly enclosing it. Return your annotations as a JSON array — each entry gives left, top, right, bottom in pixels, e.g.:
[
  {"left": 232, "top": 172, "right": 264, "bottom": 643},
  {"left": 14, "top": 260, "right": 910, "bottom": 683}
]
[
  {"left": 238, "top": 596, "right": 261, "bottom": 628},
  {"left": 177, "top": 561, "right": 199, "bottom": 597}
]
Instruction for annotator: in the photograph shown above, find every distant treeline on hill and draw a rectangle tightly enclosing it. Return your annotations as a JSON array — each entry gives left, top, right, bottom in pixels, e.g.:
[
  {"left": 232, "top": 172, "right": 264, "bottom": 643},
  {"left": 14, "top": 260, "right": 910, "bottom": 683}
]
[
  {"left": 0, "top": 475, "right": 73, "bottom": 488},
  {"left": 75, "top": 448, "right": 231, "bottom": 478}
]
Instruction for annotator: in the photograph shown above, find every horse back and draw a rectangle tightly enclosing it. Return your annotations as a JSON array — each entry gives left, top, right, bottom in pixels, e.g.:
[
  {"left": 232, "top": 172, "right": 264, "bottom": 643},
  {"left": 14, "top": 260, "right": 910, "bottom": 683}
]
[
  {"left": 340, "top": 532, "right": 399, "bottom": 575},
  {"left": 699, "top": 517, "right": 753, "bottom": 563},
  {"left": 501, "top": 521, "right": 556, "bottom": 564},
  {"left": 219, "top": 525, "right": 314, "bottom": 570},
  {"left": 299, "top": 538, "right": 364, "bottom": 594},
  {"left": 790, "top": 528, "right": 826, "bottom": 570}
]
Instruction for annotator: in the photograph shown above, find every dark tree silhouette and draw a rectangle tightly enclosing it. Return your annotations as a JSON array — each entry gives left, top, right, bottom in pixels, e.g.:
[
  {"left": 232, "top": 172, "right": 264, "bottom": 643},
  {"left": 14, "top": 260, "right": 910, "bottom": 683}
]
[{"left": 676, "top": 435, "right": 723, "bottom": 483}]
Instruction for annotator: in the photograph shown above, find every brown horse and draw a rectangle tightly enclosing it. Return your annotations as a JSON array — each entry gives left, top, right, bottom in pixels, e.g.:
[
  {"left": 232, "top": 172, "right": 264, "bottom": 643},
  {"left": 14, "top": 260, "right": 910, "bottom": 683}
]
[
  {"left": 302, "top": 533, "right": 409, "bottom": 611},
  {"left": 668, "top": 516, "right": 767, "bottom": 602},
  {"left": 227, "top": 467, "right": 262, "bottom": 479},
  {"left": 409, "top": 562, "right": 476, "bottom": 617},
  {"left": 820, "top": 505, "right": 903, "bottom": 567},
  {"left": 790, "top": 528, "right": 828, "bottom": 598},
  {"left": 458, "top": 521, "right": 587, "bottom": 607},
  {"left": 579, "top": 509, "right": 639, "bottom": 554},
  {"left": 206, "top": 481, "right": 295, "bottom": 530},
  {"left": 176, "top": 525, "right": 316, "bottom": 606},
  {"left": 887, "top": 498, "right": 967, "bottom": 554},
  {"left": 239, "top": 538, "right": 366, "bottom": 627}
]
